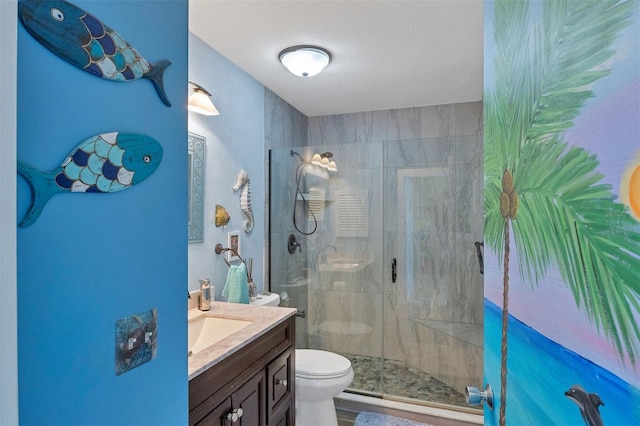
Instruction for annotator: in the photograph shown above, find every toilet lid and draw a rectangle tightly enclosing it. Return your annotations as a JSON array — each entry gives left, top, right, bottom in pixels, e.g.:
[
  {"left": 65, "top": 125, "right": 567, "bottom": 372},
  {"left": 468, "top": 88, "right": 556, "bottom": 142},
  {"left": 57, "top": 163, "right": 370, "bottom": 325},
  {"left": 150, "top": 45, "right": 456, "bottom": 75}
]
[{"left": 295, "top": 349, "right": 352, "bottom": 379}]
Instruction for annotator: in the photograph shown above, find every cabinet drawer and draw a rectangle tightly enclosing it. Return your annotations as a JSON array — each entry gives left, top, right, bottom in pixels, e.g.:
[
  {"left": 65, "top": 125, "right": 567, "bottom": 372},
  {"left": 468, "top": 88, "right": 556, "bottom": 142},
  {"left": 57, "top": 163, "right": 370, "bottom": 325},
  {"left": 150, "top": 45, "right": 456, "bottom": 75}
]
[{"left": 267, "top": 349, "right": 293, "bottom": 419}]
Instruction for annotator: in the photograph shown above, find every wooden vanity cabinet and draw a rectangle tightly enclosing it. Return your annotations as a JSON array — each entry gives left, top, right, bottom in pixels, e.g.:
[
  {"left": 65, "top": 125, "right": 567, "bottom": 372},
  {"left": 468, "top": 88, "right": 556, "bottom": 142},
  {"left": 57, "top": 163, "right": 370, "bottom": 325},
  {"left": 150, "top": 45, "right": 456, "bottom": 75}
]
[{"left": 189, "top": 317, "right": 295, "bottom": 426}]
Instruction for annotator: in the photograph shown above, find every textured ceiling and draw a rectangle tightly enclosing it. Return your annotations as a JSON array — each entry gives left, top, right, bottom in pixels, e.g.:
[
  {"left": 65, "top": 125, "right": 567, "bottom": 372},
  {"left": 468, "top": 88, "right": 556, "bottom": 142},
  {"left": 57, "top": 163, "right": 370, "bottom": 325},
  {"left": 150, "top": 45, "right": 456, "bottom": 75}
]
[{"left": 189, "top": 0, "right": 484, "bottom": 117}]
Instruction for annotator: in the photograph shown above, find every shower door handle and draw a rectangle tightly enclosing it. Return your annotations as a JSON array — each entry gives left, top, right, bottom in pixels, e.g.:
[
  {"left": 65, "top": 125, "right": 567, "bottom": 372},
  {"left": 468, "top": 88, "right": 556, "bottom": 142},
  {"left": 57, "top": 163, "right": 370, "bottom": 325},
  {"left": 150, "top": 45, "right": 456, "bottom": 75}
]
[{"left": 391, "top": 258, "right": 397, "bottom": 283}]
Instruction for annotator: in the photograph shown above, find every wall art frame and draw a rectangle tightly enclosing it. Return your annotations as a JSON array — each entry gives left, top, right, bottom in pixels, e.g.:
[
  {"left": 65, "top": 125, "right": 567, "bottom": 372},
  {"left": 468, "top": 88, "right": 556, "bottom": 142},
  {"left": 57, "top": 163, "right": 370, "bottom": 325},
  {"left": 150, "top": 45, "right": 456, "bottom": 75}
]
[
  {"left": 188, "top": 132, "right": 205, "bottom": 243},
  {"left": 227, "top": 231, "right": 241, "bottom": 262}
]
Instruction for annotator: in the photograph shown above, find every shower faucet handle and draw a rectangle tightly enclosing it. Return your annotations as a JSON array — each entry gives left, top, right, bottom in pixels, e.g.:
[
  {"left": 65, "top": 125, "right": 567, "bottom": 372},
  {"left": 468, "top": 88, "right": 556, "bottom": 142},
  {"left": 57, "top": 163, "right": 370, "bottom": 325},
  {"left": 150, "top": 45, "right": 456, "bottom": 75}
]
[{"left": 288, "top": 234, "right": 301, "bottom": 254}]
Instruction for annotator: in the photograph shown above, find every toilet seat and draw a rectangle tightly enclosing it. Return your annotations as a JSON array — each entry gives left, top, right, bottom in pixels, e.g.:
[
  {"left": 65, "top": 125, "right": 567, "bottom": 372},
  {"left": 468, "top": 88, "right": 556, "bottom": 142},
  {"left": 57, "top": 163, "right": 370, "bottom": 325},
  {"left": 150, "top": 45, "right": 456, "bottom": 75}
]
[{"left": 296, "top": 349, "right": 352, "bottom": 379}]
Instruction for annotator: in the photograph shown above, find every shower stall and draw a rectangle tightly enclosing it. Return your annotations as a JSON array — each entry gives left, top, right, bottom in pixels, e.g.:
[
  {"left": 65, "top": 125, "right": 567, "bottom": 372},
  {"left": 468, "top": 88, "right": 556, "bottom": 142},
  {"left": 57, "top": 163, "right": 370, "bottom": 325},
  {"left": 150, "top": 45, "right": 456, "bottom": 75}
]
[{"left": 268, "top": 110, "right": 483, "bottom": 410}]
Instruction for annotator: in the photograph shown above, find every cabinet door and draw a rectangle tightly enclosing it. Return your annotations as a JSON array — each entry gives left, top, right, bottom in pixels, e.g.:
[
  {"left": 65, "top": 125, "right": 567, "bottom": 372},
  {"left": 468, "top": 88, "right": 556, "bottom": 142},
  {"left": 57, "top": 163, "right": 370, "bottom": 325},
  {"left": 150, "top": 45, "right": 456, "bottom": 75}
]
[
  {"left": 267, "top": 349, "right": 292, "bottom": 419},
  {"left": 237, "top": 370, "right": 266, "bottom": 426},
  {"left": 195, "top": 396, "right": 232, "bottom": 426}
]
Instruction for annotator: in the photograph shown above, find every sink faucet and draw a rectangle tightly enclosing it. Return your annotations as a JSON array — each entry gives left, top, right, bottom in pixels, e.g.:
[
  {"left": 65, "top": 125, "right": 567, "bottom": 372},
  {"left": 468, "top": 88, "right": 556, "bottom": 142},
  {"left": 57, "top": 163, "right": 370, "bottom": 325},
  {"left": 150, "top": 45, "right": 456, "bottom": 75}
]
[{"left": 319, "top": 245, "right": 338, "bottom": 264}]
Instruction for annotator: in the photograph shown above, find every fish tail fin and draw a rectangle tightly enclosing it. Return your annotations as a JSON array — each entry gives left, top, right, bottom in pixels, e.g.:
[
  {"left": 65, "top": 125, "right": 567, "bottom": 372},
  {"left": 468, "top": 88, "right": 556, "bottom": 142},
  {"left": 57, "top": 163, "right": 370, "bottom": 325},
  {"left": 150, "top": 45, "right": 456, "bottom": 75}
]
[
  {"left": 147, "top": 59, "right": 172, "bottom": 107},
  {"left": 17, "top": 161, "right": 57, "bottom": 227}
]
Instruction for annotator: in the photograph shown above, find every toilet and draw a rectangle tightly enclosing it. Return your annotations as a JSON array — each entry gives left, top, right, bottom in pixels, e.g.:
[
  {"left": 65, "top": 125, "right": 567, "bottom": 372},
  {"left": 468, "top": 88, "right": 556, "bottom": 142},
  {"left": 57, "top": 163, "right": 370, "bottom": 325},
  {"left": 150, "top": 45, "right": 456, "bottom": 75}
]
[
  {"left": 295, "top": 349, "right": 354, "bottom": 426},
  {"left": 249, "top": 292, "right": 280, "bottom": 306}
]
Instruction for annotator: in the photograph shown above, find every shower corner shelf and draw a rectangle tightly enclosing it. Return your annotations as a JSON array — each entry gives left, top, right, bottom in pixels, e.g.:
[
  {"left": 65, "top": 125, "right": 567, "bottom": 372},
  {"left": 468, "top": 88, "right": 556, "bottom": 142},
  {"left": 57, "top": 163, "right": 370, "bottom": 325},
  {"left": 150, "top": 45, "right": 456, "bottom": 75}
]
[{"left": 296, "top": 194, "right": 334, "bottom": 202}]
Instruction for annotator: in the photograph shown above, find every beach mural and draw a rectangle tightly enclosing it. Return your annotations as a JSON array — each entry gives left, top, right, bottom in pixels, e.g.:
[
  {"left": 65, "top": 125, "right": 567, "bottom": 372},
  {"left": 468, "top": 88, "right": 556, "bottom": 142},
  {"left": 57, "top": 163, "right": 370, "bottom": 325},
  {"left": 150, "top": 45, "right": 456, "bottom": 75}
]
[{"left": 483, "top": 1, "right": 640, "bottom": 425}]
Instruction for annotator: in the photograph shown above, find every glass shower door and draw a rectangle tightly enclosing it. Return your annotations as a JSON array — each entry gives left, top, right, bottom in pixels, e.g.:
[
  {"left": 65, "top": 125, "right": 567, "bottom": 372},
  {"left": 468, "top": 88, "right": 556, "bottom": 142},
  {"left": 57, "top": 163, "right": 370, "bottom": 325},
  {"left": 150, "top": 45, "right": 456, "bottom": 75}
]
[
  {"left": 382, "top": 136, "right": 484, "bottom": 406},
  {"left": 269, "top": 135, "right": 483, "bottom": 409},
  {"left": 269, "top": 142, "right": 385, "bottom": 396}
]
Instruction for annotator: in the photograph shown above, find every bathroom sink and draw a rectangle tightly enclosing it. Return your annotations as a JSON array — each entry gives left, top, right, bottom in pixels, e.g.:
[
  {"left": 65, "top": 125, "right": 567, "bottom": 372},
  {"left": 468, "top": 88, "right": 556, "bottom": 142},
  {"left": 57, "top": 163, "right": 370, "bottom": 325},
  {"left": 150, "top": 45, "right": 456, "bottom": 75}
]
[{"left": 188, "top": 315, "right": 252, "bottom": 355}]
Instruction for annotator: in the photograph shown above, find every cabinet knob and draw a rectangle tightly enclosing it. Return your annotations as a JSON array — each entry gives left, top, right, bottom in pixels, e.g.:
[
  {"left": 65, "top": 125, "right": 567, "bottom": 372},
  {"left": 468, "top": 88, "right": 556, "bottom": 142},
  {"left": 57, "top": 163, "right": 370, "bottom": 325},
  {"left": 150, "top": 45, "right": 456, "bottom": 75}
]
[
  {"left": 226, "top": 408, "right": 243, "bottom": 423},
  {"left": 276, "top": 379, "right": 288, "bottom": 387}
]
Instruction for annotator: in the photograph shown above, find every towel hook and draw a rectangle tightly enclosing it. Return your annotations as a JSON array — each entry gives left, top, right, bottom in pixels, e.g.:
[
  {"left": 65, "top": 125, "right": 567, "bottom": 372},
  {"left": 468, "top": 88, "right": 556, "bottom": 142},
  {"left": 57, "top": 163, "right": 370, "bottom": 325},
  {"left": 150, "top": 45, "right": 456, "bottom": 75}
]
[{"left": 215, "top": 243, "right": 245, "bottom": 268}]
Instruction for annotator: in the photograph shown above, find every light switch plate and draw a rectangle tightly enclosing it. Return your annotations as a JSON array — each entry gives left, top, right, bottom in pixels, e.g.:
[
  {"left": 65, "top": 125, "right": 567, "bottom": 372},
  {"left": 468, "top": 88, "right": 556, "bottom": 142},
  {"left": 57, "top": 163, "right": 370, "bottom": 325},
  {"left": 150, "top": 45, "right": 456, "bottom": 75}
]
[{"left": 115, "top": 308, "right": 158, "bottom": 375}]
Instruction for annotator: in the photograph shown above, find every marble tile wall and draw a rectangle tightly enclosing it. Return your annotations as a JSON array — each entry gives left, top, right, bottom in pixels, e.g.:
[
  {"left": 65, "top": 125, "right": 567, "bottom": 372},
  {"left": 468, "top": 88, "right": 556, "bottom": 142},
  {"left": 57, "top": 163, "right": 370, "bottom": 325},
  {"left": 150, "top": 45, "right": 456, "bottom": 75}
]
[
  {"left": 267, "top": 100, "right": 483, "bottom": 398},
  {"left": 264, "top": 88, "right": 309, "bottom": 345}
]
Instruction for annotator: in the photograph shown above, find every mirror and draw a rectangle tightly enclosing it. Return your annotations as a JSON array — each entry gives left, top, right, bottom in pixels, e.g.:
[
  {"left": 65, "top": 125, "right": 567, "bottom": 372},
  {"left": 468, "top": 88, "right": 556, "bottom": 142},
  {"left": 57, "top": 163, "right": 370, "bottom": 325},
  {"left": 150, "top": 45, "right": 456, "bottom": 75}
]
[{"left": 188, "top": 132, "right": 205, "bottom": 243}]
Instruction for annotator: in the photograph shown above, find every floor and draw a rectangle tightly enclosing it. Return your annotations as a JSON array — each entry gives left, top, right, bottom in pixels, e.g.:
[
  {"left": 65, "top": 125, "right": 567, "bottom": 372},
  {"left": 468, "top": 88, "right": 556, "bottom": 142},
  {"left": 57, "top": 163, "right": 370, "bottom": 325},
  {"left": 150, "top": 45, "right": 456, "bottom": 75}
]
[{"left": 341, "top": 354, "right": 467, "bottom": 407}]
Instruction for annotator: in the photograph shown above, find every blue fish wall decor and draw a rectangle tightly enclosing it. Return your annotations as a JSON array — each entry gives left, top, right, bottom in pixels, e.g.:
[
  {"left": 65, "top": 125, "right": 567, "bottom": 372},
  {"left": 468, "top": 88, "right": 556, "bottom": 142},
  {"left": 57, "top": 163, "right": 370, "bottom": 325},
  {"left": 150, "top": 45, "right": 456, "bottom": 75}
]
[
  {"left": 18, "top": 132, "right": 163, "bottom": 227},
  {"left": 18, "top": 0, "right": 172, "bottom": 106}
]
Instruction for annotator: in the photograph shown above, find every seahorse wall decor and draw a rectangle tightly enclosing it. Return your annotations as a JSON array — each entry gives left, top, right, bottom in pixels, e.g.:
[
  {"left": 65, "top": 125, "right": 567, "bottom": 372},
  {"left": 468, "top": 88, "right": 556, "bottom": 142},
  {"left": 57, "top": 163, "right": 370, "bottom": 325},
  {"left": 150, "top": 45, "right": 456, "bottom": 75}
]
[{"left": 232, "top": 169, "right": 254, "bottom": 232}]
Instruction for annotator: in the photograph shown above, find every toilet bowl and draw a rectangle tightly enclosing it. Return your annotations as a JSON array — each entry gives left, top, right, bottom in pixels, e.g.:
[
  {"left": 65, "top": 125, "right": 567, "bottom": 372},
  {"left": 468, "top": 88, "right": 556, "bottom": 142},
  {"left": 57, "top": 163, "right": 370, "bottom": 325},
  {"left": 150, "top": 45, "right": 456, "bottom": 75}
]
[{"left": 295, "top": 349, "right": 354, "bottom": 426}]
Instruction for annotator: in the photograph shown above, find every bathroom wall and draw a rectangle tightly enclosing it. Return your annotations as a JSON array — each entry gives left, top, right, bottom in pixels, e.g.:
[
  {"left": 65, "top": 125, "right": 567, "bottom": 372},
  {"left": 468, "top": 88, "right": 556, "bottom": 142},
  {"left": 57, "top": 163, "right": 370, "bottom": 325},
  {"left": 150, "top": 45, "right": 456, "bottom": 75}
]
[
  {"left": 484, "top": 1, "right": 639, "bottom": 424},
  {"left": 303, "top": 102, "right": 484, "bottom": 394},
  {"left": 0, "top": 0, "right": 18, "bottom": 423},
  {"left": 16, "top": 1, "right": 188, "bottom": 424},
  {"left": 188, "top": 33, "right": 266, "bottom": 299}
]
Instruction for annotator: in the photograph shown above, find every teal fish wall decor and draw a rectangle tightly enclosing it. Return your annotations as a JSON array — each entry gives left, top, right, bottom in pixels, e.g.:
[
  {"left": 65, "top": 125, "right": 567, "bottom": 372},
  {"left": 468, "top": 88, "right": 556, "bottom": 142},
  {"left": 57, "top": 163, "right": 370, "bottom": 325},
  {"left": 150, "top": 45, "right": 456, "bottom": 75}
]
[
  {"left": 18, "top": 132, "right": 163, "bottom": 227},
  {"left": 18, "top": 0, "right": 172, "bottom": 106}
]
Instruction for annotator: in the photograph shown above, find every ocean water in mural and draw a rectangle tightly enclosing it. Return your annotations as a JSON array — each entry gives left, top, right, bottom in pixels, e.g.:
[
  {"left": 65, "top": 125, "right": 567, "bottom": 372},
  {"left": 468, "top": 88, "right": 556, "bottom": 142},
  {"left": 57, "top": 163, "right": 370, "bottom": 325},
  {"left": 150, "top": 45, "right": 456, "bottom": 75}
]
[
  {"left": 484, "top": 300, "right": 640, "bottom": 426},
  {"left": 484, "top": 0, "right": 640, "bottom": 424},
  {"left": 18, "top": 0, "right": 172, "bottom": 106}
]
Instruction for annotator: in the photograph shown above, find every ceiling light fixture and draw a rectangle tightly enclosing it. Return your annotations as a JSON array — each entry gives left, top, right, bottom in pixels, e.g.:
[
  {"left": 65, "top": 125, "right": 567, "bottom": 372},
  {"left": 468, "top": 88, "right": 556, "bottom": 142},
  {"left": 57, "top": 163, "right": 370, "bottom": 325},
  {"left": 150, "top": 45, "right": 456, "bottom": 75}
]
[
  {"left": 188, "top": 81, "right": 219, "bottom": 116},
  {"left": 279, "top": 45, "right": 331, "bottom": 77}
]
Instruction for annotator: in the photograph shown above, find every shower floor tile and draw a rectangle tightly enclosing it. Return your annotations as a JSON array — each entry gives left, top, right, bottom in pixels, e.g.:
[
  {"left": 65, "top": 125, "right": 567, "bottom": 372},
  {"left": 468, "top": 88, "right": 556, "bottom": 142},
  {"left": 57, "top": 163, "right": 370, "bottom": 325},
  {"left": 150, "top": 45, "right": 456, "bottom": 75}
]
[{"left": 341, "top": 354, "right": 467, "bottom": 407}]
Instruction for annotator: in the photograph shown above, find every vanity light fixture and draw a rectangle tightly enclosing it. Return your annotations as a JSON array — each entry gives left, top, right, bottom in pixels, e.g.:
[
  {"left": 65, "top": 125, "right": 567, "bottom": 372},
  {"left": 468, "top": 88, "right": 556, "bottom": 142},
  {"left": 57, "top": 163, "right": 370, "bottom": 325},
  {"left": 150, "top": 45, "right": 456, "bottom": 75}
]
[
  {"left": 278, "top": 45, "right": 331, "bottom": 77},
  {"left": 311, "top": 153, "right": 323, "bottom": 166},
  {"left": 291, "top": 150, "right": 338, "bottom": 173},
  {"left": 188, "top": 81, "right": 220, "bottom": 116},
  {"left": 315, "top": 152, "right": 337, "bottom": 172}
]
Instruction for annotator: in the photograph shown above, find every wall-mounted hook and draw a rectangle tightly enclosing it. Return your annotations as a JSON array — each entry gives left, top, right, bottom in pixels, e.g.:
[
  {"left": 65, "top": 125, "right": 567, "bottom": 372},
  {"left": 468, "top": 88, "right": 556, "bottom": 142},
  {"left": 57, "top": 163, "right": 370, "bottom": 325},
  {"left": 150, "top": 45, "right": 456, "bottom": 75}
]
[{"left": 288, "top": 234, "right": 301, "bottom": 254}]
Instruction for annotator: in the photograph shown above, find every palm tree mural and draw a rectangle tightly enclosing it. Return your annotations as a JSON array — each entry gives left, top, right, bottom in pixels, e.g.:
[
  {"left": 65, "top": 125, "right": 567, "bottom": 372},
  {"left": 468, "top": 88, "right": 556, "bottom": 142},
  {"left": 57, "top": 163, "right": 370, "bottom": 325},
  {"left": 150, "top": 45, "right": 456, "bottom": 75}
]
[{"left": 485, "top": 1, "right": 640, "bottom": 425}]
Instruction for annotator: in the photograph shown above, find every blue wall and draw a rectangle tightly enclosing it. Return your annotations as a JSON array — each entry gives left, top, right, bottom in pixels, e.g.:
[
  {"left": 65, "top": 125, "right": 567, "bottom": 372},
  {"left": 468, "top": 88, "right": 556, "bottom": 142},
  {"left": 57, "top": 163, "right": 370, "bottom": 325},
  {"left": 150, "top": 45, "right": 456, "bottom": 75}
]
[
  {"left": 187, "top": 33, "right": 266, "bottom": 299},
  {"left": 17, "top": 1, "right": 188, "bottom": 424}
]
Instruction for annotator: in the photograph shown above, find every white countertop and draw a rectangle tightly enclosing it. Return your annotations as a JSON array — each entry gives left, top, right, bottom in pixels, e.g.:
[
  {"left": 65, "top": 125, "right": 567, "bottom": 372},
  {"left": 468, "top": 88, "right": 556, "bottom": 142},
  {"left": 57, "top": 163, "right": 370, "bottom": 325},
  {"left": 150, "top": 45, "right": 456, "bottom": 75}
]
[{"left": 188, "top": 302, "right": 296, "bottom": 380}]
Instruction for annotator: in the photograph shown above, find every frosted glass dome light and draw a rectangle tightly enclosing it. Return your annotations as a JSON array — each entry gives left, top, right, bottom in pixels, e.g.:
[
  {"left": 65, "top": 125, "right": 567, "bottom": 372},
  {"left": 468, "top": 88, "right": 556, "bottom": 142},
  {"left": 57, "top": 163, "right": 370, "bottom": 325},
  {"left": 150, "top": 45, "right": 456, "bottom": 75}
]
[{"left": 279, "top": 46, "right": 331, "bottom": 77}]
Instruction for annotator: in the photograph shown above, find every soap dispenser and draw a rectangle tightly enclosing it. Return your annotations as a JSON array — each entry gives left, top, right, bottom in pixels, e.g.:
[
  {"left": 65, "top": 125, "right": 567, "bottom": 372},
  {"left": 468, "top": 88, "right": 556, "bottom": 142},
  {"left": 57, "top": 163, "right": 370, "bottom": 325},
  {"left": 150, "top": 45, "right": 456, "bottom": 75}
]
[{"left": 199, "top": 279, "right": 211, "bottom": 311}]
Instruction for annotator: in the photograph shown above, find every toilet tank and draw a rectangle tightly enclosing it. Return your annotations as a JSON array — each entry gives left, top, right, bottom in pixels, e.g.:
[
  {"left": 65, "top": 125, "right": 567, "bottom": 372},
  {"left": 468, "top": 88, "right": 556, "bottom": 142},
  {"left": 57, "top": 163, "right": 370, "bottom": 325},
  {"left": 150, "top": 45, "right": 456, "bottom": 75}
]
[{"left": 250, "top": 292, "right": 280, "bottom": 307}]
